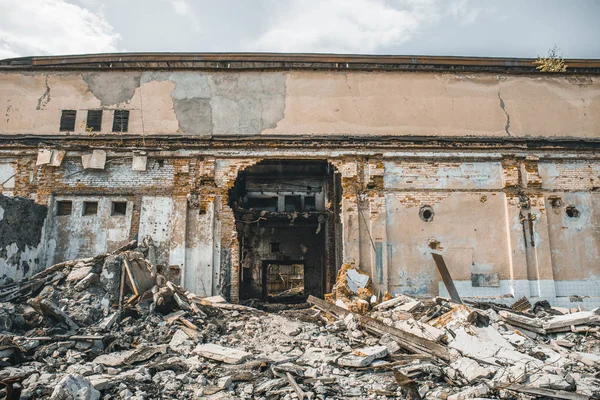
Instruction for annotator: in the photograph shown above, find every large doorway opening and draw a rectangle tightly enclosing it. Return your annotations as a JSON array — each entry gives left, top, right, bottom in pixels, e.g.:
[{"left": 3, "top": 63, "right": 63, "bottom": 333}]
[{"left": 229, "top": 160, "right": 342, "bottom": 302}]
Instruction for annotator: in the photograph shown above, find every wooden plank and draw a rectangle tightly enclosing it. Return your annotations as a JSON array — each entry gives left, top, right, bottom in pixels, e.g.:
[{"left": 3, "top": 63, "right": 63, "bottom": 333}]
[
  {"left": 507, "top": 384, "right": 589, "bottom": 400},
  {"left": 307, "top": 295, "right": 450, "bottom": 361},
  {"left": 431, "top": 253, "right": 462, "bottom": 304},
  {"left": 123, "top": 257, "right": 154, "bottom": 297},
  {"left": 285, "top": 372, "right": 306, "bottom": 400}
]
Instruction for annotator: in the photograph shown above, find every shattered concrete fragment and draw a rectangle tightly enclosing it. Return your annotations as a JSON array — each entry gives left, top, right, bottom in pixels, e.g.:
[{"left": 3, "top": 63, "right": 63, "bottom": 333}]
[
  {"left": 337, "top": 345, "right": 388, "bottom": 367},
  {"left": 345, "top": 268, "right": 369, "bottom": 293},
  {"left": 74, "top": 273, "right": 99, "bottom": 291},
  {"left": 50, "top": 374, "right": 100, "bottom": 400},
  {"left": 451, "top": 357, "right": 497, "bottom": 383},
  {"left": 193, "top": 343, "right": 252, "bottom": 364},
  {"left": 543, "top": 311, "right": 598, "bottom": 331},
  {"left": 447, "top": 383, "right": 490, "bottom": 400}
]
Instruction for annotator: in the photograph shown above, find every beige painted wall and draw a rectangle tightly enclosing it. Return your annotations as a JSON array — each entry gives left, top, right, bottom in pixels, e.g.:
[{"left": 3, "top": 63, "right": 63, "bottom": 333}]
[{"left": 1, "top": 70, "right": 599, "bottom": 139}]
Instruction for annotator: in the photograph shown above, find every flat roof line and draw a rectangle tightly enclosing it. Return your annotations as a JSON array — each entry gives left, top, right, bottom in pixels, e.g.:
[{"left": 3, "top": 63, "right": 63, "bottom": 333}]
[{"left": 1, "top": 52, "right": 599, "bottom": 72}]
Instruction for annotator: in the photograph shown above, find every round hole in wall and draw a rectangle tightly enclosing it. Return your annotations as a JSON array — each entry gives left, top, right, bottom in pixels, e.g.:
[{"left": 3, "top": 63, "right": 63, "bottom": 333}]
[
  {"left": 566, "top": 205, "right": 580, "bottom": 219},
  {"left": 549, "top": 197, "right": 563, "bottom": 208},
  {"left": 419, "top": 205, "right": 434, "bottom": 222}
]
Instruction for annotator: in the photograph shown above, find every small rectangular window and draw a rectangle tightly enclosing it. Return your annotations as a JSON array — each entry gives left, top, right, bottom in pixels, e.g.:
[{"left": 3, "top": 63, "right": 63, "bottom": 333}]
[
  {"left": 111, "top": 201, "right": 127, "bottom": 216},
  {"left": 56, "top": 200, "right": 72, "bottom": 216},
  {"left": 60, "top": 110, "right": 76, "bottom": 131},
  {"left": 284, "top": 195, "right": 302, "bottom": 212},
  {"left": 86, "top": 110, "right": 103, "bottom": 132},
  {"left": 83, "top": 201, "right": 98, "bottom": 216},
  {"left": 112, "top": 110, "right": 130, "bottom": 132},
  {"left": 304, "top": 196, "right": 316, "bottom": 211},
  {"left": 270, "top": 242, "right": 280, "bottom": 253}
]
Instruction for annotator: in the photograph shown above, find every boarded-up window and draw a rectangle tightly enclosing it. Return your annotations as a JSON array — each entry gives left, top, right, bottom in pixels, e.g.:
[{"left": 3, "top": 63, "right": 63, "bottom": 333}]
[
  {"left": 112, "top": 110, "right": 130, "bottom": 132},
  {"left": 56, "top": 200, "right": 72, "bottom": 216},
  {"left": 60, "top": 110, "right": 76, "bottom": 131},
  {"left": 86, "top": 110, "right": 102, "bottom": 132}
]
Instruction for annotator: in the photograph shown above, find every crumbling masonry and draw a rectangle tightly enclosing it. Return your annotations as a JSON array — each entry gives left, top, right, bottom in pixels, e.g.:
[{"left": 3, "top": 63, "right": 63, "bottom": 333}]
[{"left": 1, "top": 53, "right": 600, "bottom": 307}]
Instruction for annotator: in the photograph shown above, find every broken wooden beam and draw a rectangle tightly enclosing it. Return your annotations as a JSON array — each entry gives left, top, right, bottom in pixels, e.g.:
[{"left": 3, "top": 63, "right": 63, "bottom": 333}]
[
  {"left": 431, "top": 253, "right": 462, "bottom": 304},
  {"left": 307, "top": 295, "right": 450, "bottom": 361}
]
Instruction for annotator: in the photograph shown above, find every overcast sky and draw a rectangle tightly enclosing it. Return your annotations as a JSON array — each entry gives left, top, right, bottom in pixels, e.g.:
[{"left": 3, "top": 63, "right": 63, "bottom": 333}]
[{"left": 1, "top": 0, "right": 599, "bottom": 60}]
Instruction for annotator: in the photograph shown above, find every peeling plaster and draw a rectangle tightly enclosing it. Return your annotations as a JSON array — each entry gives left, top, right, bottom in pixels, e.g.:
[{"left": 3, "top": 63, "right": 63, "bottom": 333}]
[
  {"left": 83, "top": 72, "right": 142, "bottom": 106},
  {"left": 139, "top": 71, "right": 286, "bottom": 136}
]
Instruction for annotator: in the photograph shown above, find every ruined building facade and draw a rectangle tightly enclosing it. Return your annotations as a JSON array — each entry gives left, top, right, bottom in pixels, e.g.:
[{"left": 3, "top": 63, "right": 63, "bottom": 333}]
[{"left": 0, "top": 54, "right": 599, "bottom": 307}]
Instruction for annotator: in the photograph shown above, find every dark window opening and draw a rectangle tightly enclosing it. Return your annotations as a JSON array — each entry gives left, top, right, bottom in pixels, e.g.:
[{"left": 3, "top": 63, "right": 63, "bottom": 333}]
[
  {"left": 419, "top": 205, "right": 434, "bottom": 222},
  {"left": 59, "top": 110, "right": 76, "bottom": 131},
  {"left": 265, "top": 263, "right": 304, "bottom": 298},
  {"left": 304, "top": 196, "right": 316, "bottom": 211},
  {"left": 111, "top": 201, "right": 127, "bottom": 216},
  {"left": 270, "top": 242, "right": 281, "bottom": 253},
  {"left": 284, "top": 195, "right": 302, "bottom": 212},
  {"left": 83, "top": 201, "right": 98, "bottom": 216},
  {"left": 56, "top": 201, "right": 72, "bottom": 216},
  {"left": 112, "top": 110, "right": 130, "bottom": 132},
  {"left": 566, "top": 206, "right": 580, "bottom": 219},
  {"left": 86, "top": 110, "right": 103, "bottom": 132},
  {"left": 247, "top": 197, "right": 278, "bottom": 212}
]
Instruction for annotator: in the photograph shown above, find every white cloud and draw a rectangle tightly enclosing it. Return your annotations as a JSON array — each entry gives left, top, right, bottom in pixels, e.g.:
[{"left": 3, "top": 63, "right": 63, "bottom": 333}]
[
  {"left": 171, "top": 0, "right": 191, "bottom": 16},
  {"left": 0, "top": 0, "right": 120, "bottom": 59},
  {"left": 253, "top": 0, "right": 484, "bottom": 53},
  {"left": 169, "top": 0, "right": 200, "bottom": 31}
]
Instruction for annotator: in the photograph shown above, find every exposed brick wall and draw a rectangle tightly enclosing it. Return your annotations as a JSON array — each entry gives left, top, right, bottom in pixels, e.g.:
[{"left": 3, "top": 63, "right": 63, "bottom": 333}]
[
  {"left": 58, "top": 158, "right": 174, "bottom": 190},
  {"left": 540, "top": 161, "right": 600, "bottom": 191}
]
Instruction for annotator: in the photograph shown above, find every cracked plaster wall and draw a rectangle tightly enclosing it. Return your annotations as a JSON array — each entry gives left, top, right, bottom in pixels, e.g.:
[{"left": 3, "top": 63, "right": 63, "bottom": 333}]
[{"left": 1, "top": 70, "right": 598, "bottom": 138}]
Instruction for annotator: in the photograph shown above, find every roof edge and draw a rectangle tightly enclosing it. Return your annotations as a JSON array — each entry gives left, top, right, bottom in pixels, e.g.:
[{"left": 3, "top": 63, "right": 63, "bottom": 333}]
[{"left": 1, "top": 52, "right": 599, "bottom": 73}]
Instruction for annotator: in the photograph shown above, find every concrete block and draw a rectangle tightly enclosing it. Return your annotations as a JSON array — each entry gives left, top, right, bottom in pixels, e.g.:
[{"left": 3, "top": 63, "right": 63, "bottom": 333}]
[
  {"left": 36, "top": 149, "right": 52, "bottom": 166},
  {"left": 82, "top": 150, "right": 106, "bottom": 170},
  {"left": 132, "top": 155, "right": 147, "bottom": 171}
]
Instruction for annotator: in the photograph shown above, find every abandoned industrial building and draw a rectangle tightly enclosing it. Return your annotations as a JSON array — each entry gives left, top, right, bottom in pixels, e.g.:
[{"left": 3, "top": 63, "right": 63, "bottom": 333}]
[{"left": 0, "top": 53, "right": 599, "bottom": 309}]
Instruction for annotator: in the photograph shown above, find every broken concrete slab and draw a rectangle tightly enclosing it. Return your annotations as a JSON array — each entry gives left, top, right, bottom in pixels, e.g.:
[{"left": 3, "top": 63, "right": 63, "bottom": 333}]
[
  {"left": 337, "top": 345, "right": 388, "bottom": 367},
  {"left": 543, "top": 311, "right": 598, "bottom": 332},
  {"left": 394, "top": 318, "right": 446, "bottom": 342},
  {"left": 193, "top": 343, "right": 252, "bottom": 364},
  {"left": 451, "top": 356, "right": 497, "bottom": 383}
]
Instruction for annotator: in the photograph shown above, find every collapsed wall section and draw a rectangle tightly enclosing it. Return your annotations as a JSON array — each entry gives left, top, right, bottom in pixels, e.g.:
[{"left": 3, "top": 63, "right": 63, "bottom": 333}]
[{"left": 0, "top": 194, "right": 47, "bottom": 284}]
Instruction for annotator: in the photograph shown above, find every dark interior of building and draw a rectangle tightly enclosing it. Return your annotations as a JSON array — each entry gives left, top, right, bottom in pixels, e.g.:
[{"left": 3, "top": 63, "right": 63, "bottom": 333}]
[{"left": 229, "top": 160, "right": 342, "bottom": 302}]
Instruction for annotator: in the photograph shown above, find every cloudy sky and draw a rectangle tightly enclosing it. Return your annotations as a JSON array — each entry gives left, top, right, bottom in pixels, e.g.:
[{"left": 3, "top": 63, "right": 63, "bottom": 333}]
[{"left": 0, "top": 0, "right": 599, "bottom": 60}]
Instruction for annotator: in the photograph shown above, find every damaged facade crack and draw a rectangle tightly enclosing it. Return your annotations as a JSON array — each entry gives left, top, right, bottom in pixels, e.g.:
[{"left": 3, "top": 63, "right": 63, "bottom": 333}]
[{"left": 498, "top": 91, "right": 512, "bottom": 137}]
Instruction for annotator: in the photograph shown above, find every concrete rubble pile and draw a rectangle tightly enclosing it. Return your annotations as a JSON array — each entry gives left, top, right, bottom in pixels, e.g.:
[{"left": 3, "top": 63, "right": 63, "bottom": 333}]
[{"left": 0, "top": 248, "right": 599, "bottom": 399}]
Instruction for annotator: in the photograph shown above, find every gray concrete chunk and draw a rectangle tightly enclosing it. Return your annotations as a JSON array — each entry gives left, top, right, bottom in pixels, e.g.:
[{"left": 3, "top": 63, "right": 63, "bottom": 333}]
[{"left": 193, "top": 343, "right": 252, "bottom": 364}]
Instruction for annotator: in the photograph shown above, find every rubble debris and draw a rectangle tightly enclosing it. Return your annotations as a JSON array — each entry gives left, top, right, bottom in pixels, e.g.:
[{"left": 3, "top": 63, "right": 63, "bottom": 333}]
[
  {"left": 193, "top": 344, "right": 252, "bottom": 365},
  {"left": 0, "top": 242, "right": 599, "bottom": 399}
]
